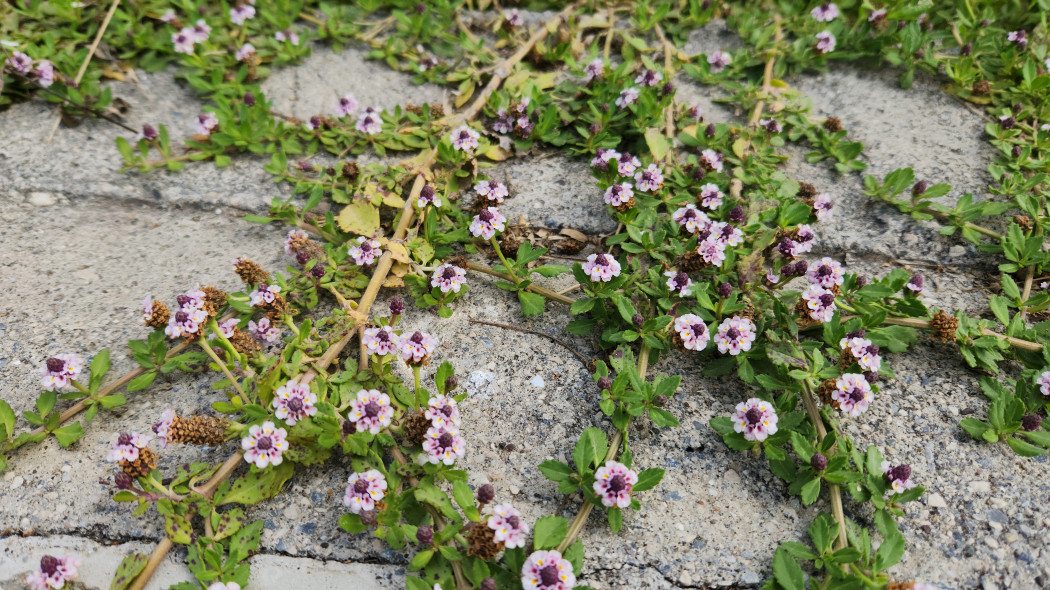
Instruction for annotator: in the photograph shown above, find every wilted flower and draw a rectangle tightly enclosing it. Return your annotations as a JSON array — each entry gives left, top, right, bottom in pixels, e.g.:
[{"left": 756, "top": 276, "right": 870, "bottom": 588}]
[
  {"left": 664, "top": 270, "right": 693, "bottom": 297},
  {"left": 39, "top": 354, "right": 84, "bottom": 391},
  {"left": 716, "top": 316, "right": 757, "bottom": 355},
  {"left": 399, "top": 331, "right": 436, "bottom": 365},
  {"left": 615, "top": 87, "right": 640, "bottom": 108},
  {"left": 344, "top": 469, "right": 387, "bottom": 513},
  {"left": 431, "top": 263, "right": 467, "bottom": 294},
  {"left": 451, "top": 125, "right": 481, "bottom": 151},
  {"left": 469, "top": 207, "right": 507, "bottom": 239},
  {"left": 581, "top": 253, "right": 621, "bottom": 282},
  {"left": 674, "top": 314, "right": 710, "bottom": 351},
  {"left": 241, "top": 421, "right": 288, "bottom": 468},
  {"left": 108, "top": 432, "right": 150, "bottom": 463},
  {"left": 815, "top": 31, "right": 837, "bottom": 54},
  {"left": 24, "top": 554, "right": 81, "bottom": 590},
  {"left": 421, "top": 425, "right": 466, "bottom": 465},
  {"left": 832, "top": 373, "right": 872, "bottom": 416},
  {"left": 521, "top": 550, "right": 575, "bottom": 590},
  {"left": 807, "top": 257, "right": 844, "bottom": 288},
  {"left": 334, "top": 93, "right": 359, "bottom": 117},
  {"left": 348, "top": 389, "right": 394, "bottom": 434},
  {"left": 349, "top": 236, "right": 382, "bottom": 266},
  {"left": 488, "top": 503, "right": 530, "bottom": 548},
  {"left": 732, "top": 398, "right": 779, "bottom": 441},
  {"left": 707, "top": 50, "right": 731, "bottom": 73},
  {"left": 273, "top": 380, "right": 317, "bottom": 425},
  {"left": 801, "top": 284, "right": 837, "bottom": 322},
  {"left": 881, "top": 462, "right": 916, "bottom": 493},
  {"left": 195, "top": 112, "right": 218, "bottom": 135},
  {"left": 603, "top": 183, "right": 634, "bottom": 207},
  {"left": 592, "top": 460, "right": 638, "bottom": 508},
  {"left": 811, "top": 2, "right": 839, "bottom": 22}
]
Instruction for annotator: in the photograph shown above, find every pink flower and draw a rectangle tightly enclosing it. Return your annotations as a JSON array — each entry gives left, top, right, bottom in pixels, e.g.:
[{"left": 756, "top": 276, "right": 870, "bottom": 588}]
[
  {"left": 425, "top": 394, "right": 460, "bottom": 428},
  {"left": 191, "top": 19, "right": 211, "bottom": 42},
  {"left": 1007, "top": 30, "right": 1027, "bottom": 48},
  {"left": 349, "top": 236, "right": 382, "bottom": 266},
  {"left": 700, "top": 149, "right": 724, "bottom": 172},
  {"left": 603, "top": 183, "right": 634, "bottom": 207},
  {"left": 674, "top": 314, "right": 710, "bottom": 351},
  {"left": 172, "top": 28, "right": 195, "bottom": 54},
  {"left": 868, "top": 8, "right": 887, "bottom": 22},
  {"left": 334, "top": 93, "right": 359, "bottom": 117},
  {"left": 208, "top": 583, "right": 240, "bottom": 590},
  {"left": 1038, "top": 371, "right": 1050, "bottom": 397},
  {"left": 34, "top": 60, "right": 55, "bottom": 87},
  {"left": 469, "top": 207, "right": 507, "bottom": 239},
  {"left": 672, "top": 204, "right": 711, "bottom": 234},
  {"left": 664, "top": 270, "right": 693, "bottom": 297},
  {"left": 165, "top": 306, "right": 206, "bottom": 339},
  {"left": 582, "top": 253, "right": 621, "bottom": 282},
  {"left": 273, "top": 380, "right": 317, "bottom": 425},
  {"left": 504, "top": 9, "right": 524, "bottom": 27},
  {"left": 235, "top": 43, "right": 255, "bottom": 62},
  {"left": 241, "top": 421, "right": 289, "bottom": 468},
  {"left": 348, "top": 389, "right": 394, "bottom": 434},
  {"left": 399, "top": 331, "right": 436, "bottom": 365},
  {"left": 107, "top": 432, "right": 150, "bottom": 462},
  {"left": 813, "top": 193, "right": 833, "bottom": 221},
  {"left": 363, "top": 326, "right": 399, "bottom": 356},
  {"left": 159, "top": 9, "right": 176, "bottom": 23},
  {"left": 732, "top": 398, "right": 779, "bottom": 441},
  {"left": 634, "top": 164, "right": 664, "bottom": 192},
  {"left": 487, "top": 503, "right": 530, "bottom": 548},
  {"left": 697, "top": 237, "right": 726, "bottom": 267},
  {"left": 592, "top": 460, "right": 638, "bottom": 508},
  {"left": 815, "top": 31, "right": 837, "bottom": 54},
  {"left": 450, "top": 125, "right": 480, "bottom": 151},
  {"left": 832, "top": 374, "right": 872, "bottom": 417},
  {"left": 39, "top": 354, "right": 84, "bottom": 391},
  {"left": 881, "top": 462, "right": 916, "bottom": 493},
  {"left": 6, "top": 51, "right": 31, "bottom": 74},
  {"left": 801, "top": 284, "right": 837, "bottom": 322},
  {"left": 229, "top": 4, "right": 255, "bottom": 25},
  {"left": 248, "top": 317, "right": 280, "bottom": 344},
  {"left": 707, "top": 50, "right": 731, "bottom": 73},
  {"left": 431, "top": 264, "right": 467, "bottom": 294},
  {"left": 344, "top": 469, "right": 387, "bottom": 513},
  {"left": 615, "top": 87, "right": 640, "bottom": 108},
  {"left": 792, "top": 224, "right": 816, "bottom": 254},
  {"left": 760, "top": 117, "right": 782, "bottom": 133},
  {"left": 590, "top": 148, "right": 620, "bottom": 170},
  {"left": 584, "top": 58, "right": 604, "bottom": 81},
  {"left": 24, "top": 554, "right": 81, "bottom": 590},
  {"left": 153, "top": 409, "right": 176, "bottom": 447},
  {"left": 715, "top": 316, "right": 757, "bottom": 355},
  {"left": 417, "top": 184, "right": 441, "bottom": 208},
  {"left": 811, "top": 2, "right": 839, "bottom": 22},
  {"left": 521, "top": 550, "right": 575, "bottom": 590},
  {"left": 634, "top": 68, "right": 663, "bottom": 87},
  {"left": 249, "top": 283, "right": 281, "bottom": 306},
  {"left": 474, "top": 180, "right": 509, "bottom": 203},
  {"left": 356, "top": 106, "right": 382, "bottom": 135},
  {"left": 617, "top": 152, "right": 641, "bottom": 176},
  {"left": 711, "top": 222, "right": 743, "bottom": 247},
  {"left": 699, "top": 183, "right": 723, "bottom": 209},
  {"left": 807, "top": 257, "right": 844, "bottom": 288},
  {"left": 906, "top": 273, "right": 925, "bottom": 294},
  {"left": 275, "top": 29, "right": 300, "bottom": 45},
  {"left": 421, "top": 425, "right": 466, "bottom": 465},
  {"left": 195, "top": 112, "right": 218, "bottom": 135}
]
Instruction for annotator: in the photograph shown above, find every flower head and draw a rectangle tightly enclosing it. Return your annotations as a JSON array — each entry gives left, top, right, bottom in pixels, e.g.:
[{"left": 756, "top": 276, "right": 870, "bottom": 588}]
[
  {"left": 400, "top": 331, "right": 437, "bottom": 365},
  {"left": 275, "top": 29, "right": 299, "bottom": 45},
  {"left": 700, "top": 149, "right": 724, "bottom": 173},
  {"left": 716, "top": 316, "right": 757, "bottom": 355},
  {"left": 712, "top": 222, "right": 744, "bottom": 247},
  {"left": 273, "top": 380, "right": 317, "bottom": 426},
  {"left": 34, "top": 60, "right": 55, "bottom": 87},
  {"left": 584, "top": 58, "right": 604, "bottom": 81},
  {"left": 153, "top": 409, "right": 176, "bottom": 447},
  {"left": 488, "top": 503, "right": 530, "bottom": 548},
  {"left": 172, "top": 29, "right": 195, "bottom": 53},
  {"left": 635, "top": 68, "right": 663, "bottom": 87},
  {"left": 807, "top": 257, "right": 844, "bottom": 288},
  {"left": 801, "top": 284, "right": 837, "bottom": 322},
  {"left": 616, "top": 87, "right": 640, "bottom": 108},
  {"left": 881, "top": 461, "right": 916, "bottom": 493},
  {"left": 451, "top": 125, "right": 480, "bottom": 151},
  {"left": 815, "top": 31, "right": 837, "bottom": 54},
  {"left": 425, "top": 394, "right": 461, "bottom": 428},
  {"left": 349, "top": 236, "right": 382, "bottom": 266},
  {"left": 6, "top": 51, "right": 32, "bottom": 74},
  {"left": 195, "top": 112, "right": 218, "bottom": 135},
  {"left": 582, "top": 253, "right": 621, "bottom": 282},
  {"left": 707, "top": 50, "right": 731, "bottom": 73},
  {"left": 521, "top": 550, "right": 576, "bottom": 590},
  {"left": 247, "top": 317, "right": 280, "bottom": 344},
  {"left": 208, "top": 583, "right": 240, "bottom": 590},
  {"left": 603, "top": 183, "right": 634, "bottom": 207},
  {"left": 732, "top": 398, "right": 779, "bottom": 441},
  {"left": 868, "top": 8, "right": 887, "bottom": 22},
  {"left": 431, "top": 263, "right": 467, "bottom": 294},
  {"left": 235, "top": 43, "right": 255, "bottom": 62},
  {"left": 24, "top": 554, "right": 81, "bottom": 590},
  {"left": 617, "top": 152, "right": 641, "bottom": 176},
  {"left": 504, "top": 9, "right": 524, "bottom": 27},
  {"left": 230, "top": 4, "right": 255, "bottom": 25},
  {"left": 107, "top": 432, "right": 151, "bottom": 463},
  {"left": 813, "top": 194, "right": 833, "bottom": 221},
  {"left": 1007, "top": 30, "right": 1028, "bottom": 48},
  {"left": 832, "top": 374, "right": 873, "bottom": 417},
  {"left": 474, "top": 180, "right": 509, "bottom": 203},
  {"left": 469, "top": 207, "right": 507, "bottom": 239},
  {"left": 592, "top": 460, "right": 638, "bottom": 508},
  {"left": 590, "top": 147, "right": 620, "bottom": 170},
  {"left": 760, "top": 117, "right": 783, "bottom": 133},
  {"left": 356, "top": 106, "right": 382, "bottom": 135},
  {"left": 422, "top": 425, "right": 466, "bottom": 465},
  {"left": 344, "top": 469, "right": 388, "bottom": 513},
  {"left": 249, "top": 283, "right": 281, "bottom": 306},
  {"left": 699, "top": 183, "right": 723, "bottom": 209},
  {"left": 241, "top": 421, "right": 289, "bottom": 468},
  {"left": 335, "top": 93, "right": 359, "bottom": 117},
  {"left": 664, "top": 270, "right": 693, "bottom": 297},
  {"left": 39, "top": 354, "right": 84, "bottom": 391},
  {"left": 348, "top": 389, "right": 394, "bottom": 434},
  {"left": 672, "top": 204, "right": 711, "bottom": 234},
  {"left": 192, "top": 19, "right": 211, "bottom": 42},
  {"left": 634, "top": 164, "right": 664, "bottom": 192},
  {"left": 362, "top": 325, "right": 399, "bottom": 357},
  {"left": 697, "top": 236, "right": 727, "bottom": 267},
  {"left": 906, "top": 273, "right": 925, "bottom": 294},
  {"left": 674, "top": 314, "right": 710, "bottom": 351},
  {"left": 811, "top": 2, "right": 839, "bottom": 22}
]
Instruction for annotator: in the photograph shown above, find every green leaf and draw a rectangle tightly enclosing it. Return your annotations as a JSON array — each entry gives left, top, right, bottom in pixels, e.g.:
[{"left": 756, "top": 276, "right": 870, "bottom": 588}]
[
  {"left": 414, "top": 481, "right": 459, "bottom": 520},
  {"left": 518, "top": 291, "right": 546, "bottom": 317},
  {"left": 126, "top": 371, "right": 157, "bottom": 392},
  {"left": 607, "top": 506, "right": 623, "bottom": 532},
  {"left": 164, "top": 513, "right": 193, "bottom": 544},
  {"left": 53, "top": 422, "right": 84, "bottom": 447},
  {"left": 109, "top": 552, "right": 149, "bottom": 590},
  {"left": 217, "top": 461, "right": 294, "bottom": 505},
  {"left": 631, "top": 468, "right": 664, "bottom": 492},
  {"left": 573, "top": 427, "right": 608, "bottom": 473},
  {"left": 0, "top": 400, "right": 15, "bottom": 441},
  {"left": 772, "top": 546, "right": 805, "bottom": 590},
  {"left": 538, "top": 460, "right": 574, "bottom": 482},
  {"left": 873, "top": 531, "right": 905, "bottom": 571},
  {"left": 89, "top": 349, "right": 111, "bottom": 392},
  {"left": 533, "top": 515, "right": 569, "bottom": 550},
  {"left": 800, "top": 477, "right": 821, "bottom": 505},
  {"left": 409, "top": 548, "right": 435, "bottom": 571},
  {"left": 808, "top": 514, "right": 833, "bottom": 554},
  {"left": 989, "top": 296, "right": 1011, "bottom": 325},
  {"left": 1020, "top": 429, "right": 1050, "bottom": 447},
  {"left": 959, "top": 417, "right": 994, "bottom": 440},
  {"left": 1001, "top": 274, "right": 1022, "bottom": 300},
  {"left": 644, "top": 128, "right": 670, "bottom": 161},
  {"left": 453, "top": 480, "right": 481, "bottom": 522},
  {"left": 435, "top": 362, "right": 454, "bottom": 395},
  {"left": 1007, "top": 437, "right": 1048, "bottom": 456},
  {"left": 37, "top": 390, "right": 57, "bottom": 416},
  {"left": 338, "top": 513, "right": 366, "bottom": 534},
  {"left": 98, "top": 394, "right": 127, "bottom": 409},
  {"left": 648, "top": 407, "right": 679, "bottom": 427}
]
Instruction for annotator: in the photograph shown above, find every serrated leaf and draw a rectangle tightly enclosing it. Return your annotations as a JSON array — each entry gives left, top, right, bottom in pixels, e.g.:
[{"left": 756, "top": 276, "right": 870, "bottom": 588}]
[{"left": 533, "top": 515, "right": 569, "bottom": 549}]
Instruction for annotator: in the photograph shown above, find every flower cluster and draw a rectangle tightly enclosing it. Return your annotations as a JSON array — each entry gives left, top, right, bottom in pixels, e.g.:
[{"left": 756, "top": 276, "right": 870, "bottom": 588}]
[
  {"left": 487, "top": 503, "right": 529, "bottom": 548},
  {"left": 673, "top": 314, "right": 710, "bottom": 351},
  {"left": 363, "top": 325, "right": 399, "bottom": 356},
  {"left": 349, "top": 236, "right": 382, "bottom": 266},
  {"left": 348, "top": 389, "right": 394, "bottom": 434},
  {"left": 732, "top": 398, "right": 779, "bottom": 442},
  {"left": 249, "top": 283, "right": 281, "bottom": 307},
  {"left": 664, "top": 270, "right": 693, "bottom": 297},
  {"left": 39, "top": 354, "right": 84, "bottom": 392},
  {"left": 247, "top": 317, "right": 280, "bottom": 344},
  {"left": 424, "top": 394, "right": 461, "bottom": 429},
  {"left": 417, "top": 184, "right": 441, "bottom": 208},
  {"left": 431, "top": 263, "right": 467, "bottom": 294},
  {"left": 356, "top": 106, "right": 382, "bottom": 135},
  {"left": 1038, "top": 370, "right": 1050, "bottom": 397},
  {"left": 421, "top": 424, "right": 466, "bottom": 465},
  {"left": 807, "top": 257, "right": 844, "bottom": 289},
  {"left": 522, "top": 550, "right": 575, "bottom": 590},
  {"left": 344, "top": 469, "right": 388, "bottom": 514},
  {"left": 715, "top": 316, "right": 757, "bottom": 356},
  {"left": 581, "top": 253, "right": 621, "bottom": 282},
  {"left": 800, "top": 284, "right": 837, "bottom": 322},
  {"left": 108, "top": 432, "right": 150, "bottom": 462},
  {"left": 165, "top": 288, "right": 209, "bottom": 339},
  {"left": 6, "top": 51, "right": 56, "bottom": 87},
  {"left": 492, "top": 99, "right": 535, "bottom": 138},
  {"left": 24, "top": 554, "right": 81, "bottom": 590},
  {"left": 672, "top": 204, "right": 710, "bottom": 234},
  {"left": 592, "top": 460, "right": 638, "bottom": 508},
  {"left": 474, "top": 179, "right": 509, "bottom": 205},
  {"left": 400, "top": 331, "right": 436, "bottom": 365},
  {"left": 172, "top": 19, "right": 211, "bottom": 54},
  {"left": 241, "top": 421, "right": 288, "bottom": 468},
  {"left": 469, "top": 207, "right": 507, "bottom": 240},
  {"left": 334, "top": 93, "right": 358, "bottom": 117},
  {"left": 881, "top": 462, "right": 917, "bottom": 493},
  {"left": 451, "top": 125, "right": 481, "bottom": 151},
  {"left": 832, "top": 374, "right": 873, "bottom": 417},
  {"left": 840, "top": 331, "right": 882, "bottom": 373},
  {"left": 272, "top": 379, "right": 317, "bottom": 426}
]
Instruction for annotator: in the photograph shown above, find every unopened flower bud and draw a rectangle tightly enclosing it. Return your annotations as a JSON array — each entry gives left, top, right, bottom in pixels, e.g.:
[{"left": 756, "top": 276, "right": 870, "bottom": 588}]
[
  {"left": 1012, "top": 145, "right": 1022, "bottom": 158},
  {"left": 793, "top": 260, "right": 809, "bottom": 276},
  {"left": 855, "top": 275, "right": 867, "bottom": 288},
  {"left": 360, "top": 510, "right": 378, "bottom": 526},
  {"left": 244, "top": 91, "right": 256, "bottom": 107},
  {"left": 705, "top": 123, "right": 716, "bottom": 138},
  {"left": 141, "top": 124, "right": 158, "bottom": 141},
  {"left": 476, "top": 484, "right": 495, "bottom": 504},
  {"left": 1013, "top": 102, "right": 1023, "bottom": 113},
  {"left": 912, "top": 180, "right": 929, "bottom": 197},
  {"left": 296, "top": 251, "right": 310, "bottom": 265},
  {"left": 416, "top": 525, "right": 434, "bottom": 545},
  {"left": 717, "top": 282, "right": 732, "bottom": 298},
  {"left": 445, "top": 375, "right": 458, "bottom": 391},
  {"left": 597, "top": 376, "right": 612, "bottom": 391},
  {"left": 480, "top": 579, "right": 497, "bottom": 590},
  {"left": 961, "top": 42, "right": 972, "bottom": 56},
  {"left": 729, "top": 205, "right": 745, "bottom": 222},
  {"left": 654, "top": 394, "right": 668, "bottom": 406},
  {"left": 1022, "top": 414, "right": 1042, "bottom": 432},
  {"left": 310, "top": 264, "right": 326, "bottom": 278},
  {"left": 632, "top": 313, "right": 644, "bottom": 327},
  {"left": 863, "top": 371, "right": 879, "bottom": 384},
  {"left": 661, "top": 82, "right": 675, "bottom": 96},
  {"left": 297, "top": 160, "right": 315, "bottom": 172},
  {"left": 980, "top": 19, "right": 990, "bottom": 27},
  {"left": 114, "top": 472, "right": 133, "bottom": 489},
  {"left": 389, "top": 297, "right": 405, "bottom": 316},
  {"left": 810, "top": 453, "right": 827, "bottom": 471},
  {"left": 589, "top": 121, "right": 601, "bottom": 135},
  {"left": 1001, "top": 116, "right": 1016, "bottom": 129}
]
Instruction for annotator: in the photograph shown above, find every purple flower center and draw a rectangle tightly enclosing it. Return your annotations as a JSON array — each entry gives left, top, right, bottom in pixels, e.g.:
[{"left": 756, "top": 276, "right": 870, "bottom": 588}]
[
  {"left": 40, "top": 555, "right": 60, "bottom": 575},
  {"left": 440, "top": 405, "right": 453, "bottom": 417},
  {"left": 507, "top": 515, "right": 520, "bottom": 529},
  {"left": 691, "top": 323, "right": 706, "bottom": 336},
  {"left": 457, "top": 130, "right": 470, "bottom": 141},
  {"left": 354, "top": 478, "right": 370, "bottom": 494},
  {"left": 726, "top": 327, "right": 741, "bottom": 340},
  {"left": 287, "top": 397, "right": 303, "bottom": 413},
  {"left": 720, "top": 225, "right": 735, "bottom": 239},
  {"left": 744, "top": 407, "right": 764, "bottom": 426},
  {"left": 845, "top": 329, "right": 866, "bottom": 339},
  {"left": 256, "top": 435, "right": 273, "bottom": 451},
  {"left": 680, "top": 208, "right": 697, "bottom": 221},
  {"left": 539, "top": 565, "right": 561, "bottom": 587},
  {"left": 175, "top": 33, "right": 188, "bottom": 43},
  {"left": 375, "top": 329, "right": 389, "bottom": 342},
  {"left": 672, "top": 272, "right": 688, "bottom": 290},
  {"left": 438, "top": 432, "right": 454, "bottom": 447},
  {"left": 442, "top": 267, "right": 457, "bottom": 280},
  {"left": 593, "top": 255, "right": 609, "bottom": 267},
  {"left": 865, "top": 345, "right": 880, "bottom": 356},
  {"left": 890, "top": 464, "right": 911, "bottom": 482},
  {"left": 849, "top": 388, "right": 866, "bottom": 403},
  {"left": 175, "top": 311, "right": 189, "bottom": 323},
  {"left": 46, "top": 357, "right": 65, "bottom": 373},
  {"left": 309, "top": 116, "right": 321, "bottom": 127},
  {"left": 697, "top": 228, "right": 712, "bottom": 242},
  {"left": 817, "top": 265, "right": 832, "bottom": 277},
  {"left": 177, "top": 294, "right": 192, "bottom": 307},
  {"left": 364, "top": 401, "right": 380, "bottom": 418},
  {"left": 479, "top": 209, "right": 494, "bottom": 222},
  {"left": 819, "top": 293, "right": 836, "bottom": 307},
  {"left": 360, "top": 242, "right": 372, "bottom": 252},
  {"left": 410, "top": 331, "right": 424, "bottom": 344},
  {"left": 608, "top": 473, "right": 627, "bottom": 493},
  {"left": 117, "top": 433, "right": 132, "bottom": 446}
]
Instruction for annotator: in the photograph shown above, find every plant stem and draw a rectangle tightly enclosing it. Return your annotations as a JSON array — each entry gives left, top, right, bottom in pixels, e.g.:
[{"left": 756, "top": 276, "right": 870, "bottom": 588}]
[
  {"left": 466, "top": 261, "right": 576, "bottom": 304},
  {"left": 1020, "top": 265, "right": 1035, "bottom": 321},
  {"left": 413, "top": 365, "right": 423, "bottom": 411},
  {"left": 880, "top": 316, "right": 1043, "bottom": 351},
  {"left": 490, "top": 236, "right": 520, "bottom": 284},
  {"left": 748, "top": 16, "right": 782, "bottom": 127},
  {"left": 198, "top": 335, "right": 250, "bottom": 405},
  {"left": 801, "top": 381, "right": 848, "bottom": 556}
]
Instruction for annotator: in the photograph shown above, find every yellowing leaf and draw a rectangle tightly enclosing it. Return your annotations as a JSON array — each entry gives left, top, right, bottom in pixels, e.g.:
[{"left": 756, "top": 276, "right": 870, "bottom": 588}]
[
  {"left": 484, "top": 144, "right": 513, "bottom": 161},
  {"left": 101, "top": 65, "right": 126, "bottom": 81},
  {"left": 385, "top": 242, "right": 412, "bottom": 264},
  {"left": 732, "top": 137, "right": 748, "bottom": 159},
  {"left": 454, "top": 81, "right": 476, "bottom": 108},
  {"left": 644, "top": 128, "right": 670, "bottom": 161},
  {"left": 337, "top": 201, "right": 381, "bottom": 236},
  {"left": 769, "top": 78, "right": 789, "bottom": 88}
]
